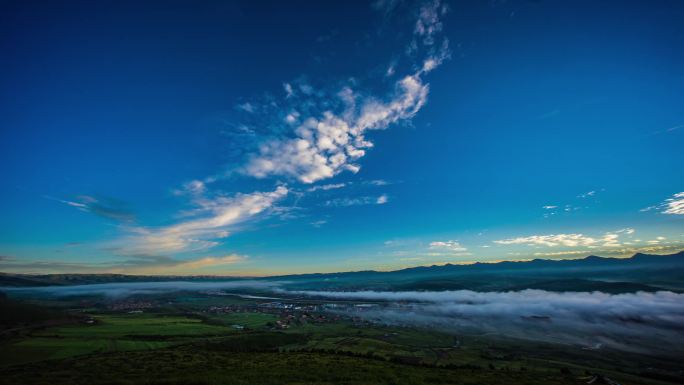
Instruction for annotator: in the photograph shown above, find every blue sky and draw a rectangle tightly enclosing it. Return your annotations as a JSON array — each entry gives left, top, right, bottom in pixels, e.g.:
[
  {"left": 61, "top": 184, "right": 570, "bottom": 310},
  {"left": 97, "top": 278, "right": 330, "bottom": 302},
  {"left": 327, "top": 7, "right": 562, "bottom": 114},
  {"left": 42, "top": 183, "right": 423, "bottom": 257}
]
[{"left": 1, "top": 0, "right": 683, "bottom": 275}]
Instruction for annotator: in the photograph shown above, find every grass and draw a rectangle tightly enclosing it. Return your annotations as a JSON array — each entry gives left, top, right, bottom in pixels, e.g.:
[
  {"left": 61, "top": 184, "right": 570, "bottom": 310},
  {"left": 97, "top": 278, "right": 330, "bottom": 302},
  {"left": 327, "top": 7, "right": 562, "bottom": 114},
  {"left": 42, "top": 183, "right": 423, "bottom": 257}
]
[
  {"left": 207, "top": 312, "right": 279, "bottom": 329},
  {"left": 0, "top": 313, "right": 234, "bottom": 366},
  {"left": 0, "top": 349, "right": 585, "bottom": 385},
  {"left": 0, "top": 309, "right": 681, "bottom": 385}
]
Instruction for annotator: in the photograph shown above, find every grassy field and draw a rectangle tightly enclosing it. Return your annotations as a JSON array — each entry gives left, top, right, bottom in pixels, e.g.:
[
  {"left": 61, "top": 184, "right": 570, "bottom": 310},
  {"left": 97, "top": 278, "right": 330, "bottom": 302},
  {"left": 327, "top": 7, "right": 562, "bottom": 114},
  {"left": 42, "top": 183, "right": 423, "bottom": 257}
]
[
  {"left": 207, "top": 312, "right": 279, "bottom": 329},
  {"left": 0, "top": 312, "right": 235, "bottom": 366},
  {"left": 0, "top": 304, "right": 681, "bottom": 385}
]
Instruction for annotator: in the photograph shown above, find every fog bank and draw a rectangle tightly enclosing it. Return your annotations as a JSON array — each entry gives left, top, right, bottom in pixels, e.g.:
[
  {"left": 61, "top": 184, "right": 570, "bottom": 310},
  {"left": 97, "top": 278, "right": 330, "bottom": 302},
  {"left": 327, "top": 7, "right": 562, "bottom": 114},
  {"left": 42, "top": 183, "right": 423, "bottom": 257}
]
[
  {"left": 289, "top": 289, "right": 684, "bottom": 356},
  {"left": 2, "top": 280, "right": 282, "bottom": 298}
]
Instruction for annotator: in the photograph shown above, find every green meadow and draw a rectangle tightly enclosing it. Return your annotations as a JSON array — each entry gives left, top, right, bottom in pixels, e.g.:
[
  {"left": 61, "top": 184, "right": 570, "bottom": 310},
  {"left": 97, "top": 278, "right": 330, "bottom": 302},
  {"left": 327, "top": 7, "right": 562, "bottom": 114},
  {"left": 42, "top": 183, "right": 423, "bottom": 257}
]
[
  {"left": 0, "top": 300, "right": 681, "bottom": 385},
  {"left": 0, "top": 313, "right": 235, "bottom": 366}
]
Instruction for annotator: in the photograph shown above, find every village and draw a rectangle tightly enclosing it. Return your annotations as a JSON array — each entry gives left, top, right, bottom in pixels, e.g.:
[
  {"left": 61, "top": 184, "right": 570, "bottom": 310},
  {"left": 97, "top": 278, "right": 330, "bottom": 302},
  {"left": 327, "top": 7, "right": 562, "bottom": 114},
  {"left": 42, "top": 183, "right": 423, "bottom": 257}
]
[{"left": 203, "top": 299, "right": 380, "bottom": 330}]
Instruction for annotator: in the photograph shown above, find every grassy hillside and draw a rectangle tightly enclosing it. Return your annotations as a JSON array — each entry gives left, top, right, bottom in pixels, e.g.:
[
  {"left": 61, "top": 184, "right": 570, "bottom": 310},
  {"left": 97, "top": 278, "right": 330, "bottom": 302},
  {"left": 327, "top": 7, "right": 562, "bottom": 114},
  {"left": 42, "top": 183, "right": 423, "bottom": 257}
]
[{"left": 0, "top": 349, "right": 588, "bottom": 385}]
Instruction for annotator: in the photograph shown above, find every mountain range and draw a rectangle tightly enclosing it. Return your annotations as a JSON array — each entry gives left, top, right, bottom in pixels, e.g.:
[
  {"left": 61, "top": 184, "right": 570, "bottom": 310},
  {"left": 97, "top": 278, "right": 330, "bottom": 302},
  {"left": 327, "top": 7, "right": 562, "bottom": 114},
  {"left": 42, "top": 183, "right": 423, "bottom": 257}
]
[{"left": 1, "top": 251, "right": 683, "bottom": 293}]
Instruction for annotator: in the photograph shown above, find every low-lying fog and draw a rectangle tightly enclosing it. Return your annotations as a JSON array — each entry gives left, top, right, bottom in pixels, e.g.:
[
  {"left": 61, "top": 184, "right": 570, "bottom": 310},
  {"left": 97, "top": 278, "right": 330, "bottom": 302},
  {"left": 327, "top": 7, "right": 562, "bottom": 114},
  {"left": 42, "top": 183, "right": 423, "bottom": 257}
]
[
  {"left": 4, "top": 281, "right": 683, "bottom": 356},
  {"left": 290, "top": 289, "right": 684, "bottom": 356},
  {"left": 2, "top": 280, "right": 280, "bottom": 297}
]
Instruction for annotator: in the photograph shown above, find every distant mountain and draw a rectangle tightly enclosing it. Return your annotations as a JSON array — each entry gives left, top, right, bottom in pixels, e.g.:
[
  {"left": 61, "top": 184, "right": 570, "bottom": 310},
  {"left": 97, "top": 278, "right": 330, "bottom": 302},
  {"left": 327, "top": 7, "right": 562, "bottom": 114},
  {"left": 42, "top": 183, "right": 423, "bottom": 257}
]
[
  {"left": 0, "top": 273, "right": 248, "bottom": 287},
  {"left": 1, "top": 251, "right": 683, "bottom": 293},
  {"left": 270, "top": 251, "right": 684, "bottom": 292},
  {"left": 270, "top": 251, "right": 684, "bottom": 279},
  {"left": 393, "top": 251, "right": 684, "bottom": 276}
]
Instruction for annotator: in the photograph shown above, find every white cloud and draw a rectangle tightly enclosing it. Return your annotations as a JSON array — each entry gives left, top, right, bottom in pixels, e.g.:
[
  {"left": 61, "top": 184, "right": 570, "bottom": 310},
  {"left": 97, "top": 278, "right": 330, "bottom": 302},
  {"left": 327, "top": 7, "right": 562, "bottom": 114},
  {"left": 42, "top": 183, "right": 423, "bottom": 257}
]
[
  {"left": 306, "top": 183, "right": 346, "bottom": 192},
  {"left": 310, "top": 220, "right": 327, "bottom": 228},
  {"left": 174, "top": 180, "right": 206, "bottom": 196},
  {"left": 662, "top": 192, "right": 684, "bottom": 215},
  {"left": 0, "top": 254, "right": 250, "bottom": 275},
  {"left": 240, "top": 1, "right": 449, "bottom": 185},
  {"left": 429, "top": 240, "right": 467, "bottom": 252},
  {"left": 414, "top": 0, "right": 448, "bottom": 45},
  {"left": 577, "top": 190, "right": 596, "bottom": 198},
  {"left": 495, "top": 234, "right": 597, "bottom": 247},
  {"left": 324, "top": 194, "right": 389, "bottom": 207},
  {"left": 284, "top": 111, "right": 300, "bottom": 124},
  {"left": 283, "top": 83, "right": 294, "bottom": 98},
  {"left": 494, "top": 229, "right": 635, "bottom": 248},
  {"left": 533, "top": 250, "right": 591, "bottom": 257},
  {"left": 641, "top": 192, "right": 684, "bottom": 215},
  {"left": 237, "top": 102, "right": 255, "bottom": 113},
  {"left": 243, "top": 73, "right": 430, "bottom": 184},
  {"left": 366, "top": 179, "right": 389, "bottom": 186},
  {"left": 170, "top": 254, "right": 246, "bottom": 271},
  {"left": 118, "top": 186, "right": 288, "bottom": 255},
  {"left": 376, "top": 194, "right": 389, "bottom": 204},
  {"left": 385, "top": 62, "right": 396, "bottom": 77},
  {"left": 542, "top": 205, "right": 557, "bottom": 209}
]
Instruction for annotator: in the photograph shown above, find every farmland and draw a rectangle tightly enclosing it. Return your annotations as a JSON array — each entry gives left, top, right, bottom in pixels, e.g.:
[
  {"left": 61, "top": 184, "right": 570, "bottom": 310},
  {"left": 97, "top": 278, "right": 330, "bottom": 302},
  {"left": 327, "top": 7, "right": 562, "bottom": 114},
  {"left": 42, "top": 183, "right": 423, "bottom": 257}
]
[{"left": 1, "top": 290, "right": 682, "bottom": 385}]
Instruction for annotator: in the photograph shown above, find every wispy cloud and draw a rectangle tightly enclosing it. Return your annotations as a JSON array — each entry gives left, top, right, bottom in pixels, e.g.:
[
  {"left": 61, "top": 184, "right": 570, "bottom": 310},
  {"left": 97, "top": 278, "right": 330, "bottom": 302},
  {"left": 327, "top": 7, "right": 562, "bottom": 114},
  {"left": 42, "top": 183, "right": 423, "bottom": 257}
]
[
  {"left": 324, "top": 194, "right": 389, "bottom": 207},
  {"left": 242, "top": 76, "right": 430, "bottom": 184},
  {"left": 0, "top": 253, "right": 248, "bottom": 275},
  {"left": 494, "top": 229, "right": 635, "bottom": 248},
  {"left": 429, "top": 240, "right": 467, "bottom": 252},
  {"left": 307, "top": 183, "right": 346, "bottom": 192},
  {"left": 646, "top": 123, "right": 683, "bottom": 137},
  {"left": 116, "top": 186, "right": 288, "bottom": 256},
  {"left": 310, "top": 219, "right": 328, "bottom": 228},
  {"left": 413, "top": 0, "right": 448, "bottom": 46},
  {"left": 662, "top": 192, "right": 684, "bottom": 215},
  {"left": 541, "top": 189, "right": 603, "bottom": 218},
  {"left": 642, "top": 192, "right": 684, "bottom": 215},
  {"left": 40, "top": 1, "right": 449, "bottom": 269},
  {"left": 533, "top": 250, "right": 592, "bottom": 257},
  {"left": 50, "top": 195, "right": 135, "bottom": 223},
  {"left": 239, "top": 1, "right": 449, "bottom": 184},
  {"left": 376, "top": 194, "right": 389, "bottom": 204},
  {"left": 365, "top": 179, "right": 390, "bottom": 186},
  {"left": 236, "top": 102, "right": 255, "bottom": 113}
]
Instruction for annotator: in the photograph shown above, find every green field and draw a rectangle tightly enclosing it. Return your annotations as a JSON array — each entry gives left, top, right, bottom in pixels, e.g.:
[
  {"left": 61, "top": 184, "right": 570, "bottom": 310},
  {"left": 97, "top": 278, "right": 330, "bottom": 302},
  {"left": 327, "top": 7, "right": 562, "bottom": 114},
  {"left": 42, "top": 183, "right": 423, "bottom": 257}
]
[
  {"left": 0, "top": 313, "right": 236, "bottom": 366},
  {"left": 0, "top": 301, "right": 681, "bottom": 385},
  {"left": 207, "top": 312, "right": 279, "bottom": 328},
  {"left": 0, "top": 349, "right": 586, "bottom": 385}
]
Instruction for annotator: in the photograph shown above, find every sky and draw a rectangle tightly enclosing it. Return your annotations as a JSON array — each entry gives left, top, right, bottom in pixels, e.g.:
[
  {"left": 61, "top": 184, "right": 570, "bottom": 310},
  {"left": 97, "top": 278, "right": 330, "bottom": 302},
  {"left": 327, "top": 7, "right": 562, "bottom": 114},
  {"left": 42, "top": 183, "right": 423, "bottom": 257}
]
[{"left": 1, "top": 0, "right": 683, "bottom": 276}]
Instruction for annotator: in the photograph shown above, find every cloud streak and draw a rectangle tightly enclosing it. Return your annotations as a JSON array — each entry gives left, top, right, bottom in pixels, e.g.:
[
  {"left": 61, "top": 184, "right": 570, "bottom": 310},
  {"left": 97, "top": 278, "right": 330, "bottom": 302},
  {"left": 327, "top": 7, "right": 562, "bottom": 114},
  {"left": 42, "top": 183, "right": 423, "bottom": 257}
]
[
  {"left": 51, "top": 195, "right": 135, "bottom": 222},
  {"left": 0, "top": 254, "right": 250, "bottom": 275},
  {"left": 494, "top": 229, "right": 635, "bottom": 248},
  {"left": 662, "top": 192, "right": 684, "bottom": 215},
  {"left": 323, "top": 194, "right": 389, "bottom": 207},
  {"left": 641, "top": 192, "right": 684, "bottom": 215},
  {"left": 429, "top": 240, "right": 467, "bottom": 252},
  {"left": 116, "top": 186, "right": 288, "bottom": 255}
]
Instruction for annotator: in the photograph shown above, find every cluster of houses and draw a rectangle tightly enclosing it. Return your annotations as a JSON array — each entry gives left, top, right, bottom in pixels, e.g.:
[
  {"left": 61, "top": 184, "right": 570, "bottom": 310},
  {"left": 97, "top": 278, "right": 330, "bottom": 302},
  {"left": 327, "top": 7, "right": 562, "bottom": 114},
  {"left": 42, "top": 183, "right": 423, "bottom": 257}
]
[
  {"left": 202, "top": 299, "right": 379, "bottom": 330},
  {"left": 107, "top": 300, "right": 154, "bottom": 311}
]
